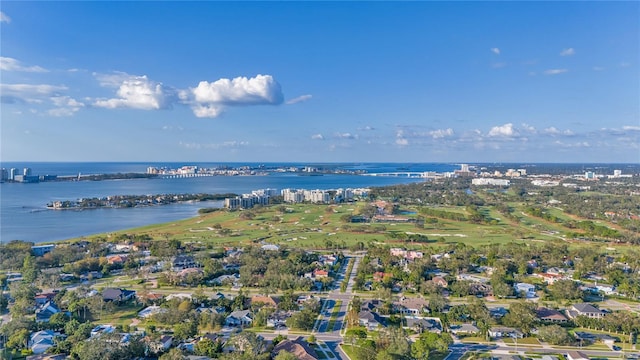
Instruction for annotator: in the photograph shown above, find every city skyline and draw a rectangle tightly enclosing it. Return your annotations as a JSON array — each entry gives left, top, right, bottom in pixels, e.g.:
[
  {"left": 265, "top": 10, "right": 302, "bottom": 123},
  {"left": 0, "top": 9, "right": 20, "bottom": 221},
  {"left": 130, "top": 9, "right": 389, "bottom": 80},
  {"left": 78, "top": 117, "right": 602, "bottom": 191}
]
[{"left": 0, "top": 2, "right": 638, "bottom": 163}]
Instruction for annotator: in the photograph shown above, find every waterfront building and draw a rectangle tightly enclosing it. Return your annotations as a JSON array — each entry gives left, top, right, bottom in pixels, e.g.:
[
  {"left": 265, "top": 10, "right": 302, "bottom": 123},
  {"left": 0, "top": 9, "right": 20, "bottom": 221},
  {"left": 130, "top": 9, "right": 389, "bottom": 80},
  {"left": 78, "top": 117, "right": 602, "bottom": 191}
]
[
  {"left": 23, "top": 167, "right": 32, "bottom": 176},
  {"left": 472, "top": 178, "right": 510, "bottom": 186},
  {"left": 32, "top": 244, "right": 56, "bottom": 257},
  {"left": 10, "top": 168, "right": 19, "bottom": 181},
  {"left": 1, "top": 168, "right": 7, "bottom": 181},
  {"left": 282, "top": 189, "right": 305, "bottom": 203}
]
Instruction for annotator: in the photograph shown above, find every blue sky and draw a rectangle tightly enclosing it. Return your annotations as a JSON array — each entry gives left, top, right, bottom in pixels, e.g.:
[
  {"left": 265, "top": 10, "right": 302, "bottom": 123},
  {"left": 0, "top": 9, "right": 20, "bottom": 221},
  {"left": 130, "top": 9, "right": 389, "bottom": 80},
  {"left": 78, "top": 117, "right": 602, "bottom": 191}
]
[{"left": 1, "top": 2, "right": 638, "bottom": 163}]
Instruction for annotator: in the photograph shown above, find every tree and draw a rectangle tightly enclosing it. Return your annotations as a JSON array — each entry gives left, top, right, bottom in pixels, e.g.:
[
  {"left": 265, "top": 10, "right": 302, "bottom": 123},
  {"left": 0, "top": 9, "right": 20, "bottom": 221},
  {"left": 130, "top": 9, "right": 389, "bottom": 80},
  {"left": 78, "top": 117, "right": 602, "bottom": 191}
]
[
  {"left": 159, "top": 348, "right": 186, "bottom": 360},
  {"left": 195, "top": 338, "right": 222, "bottom": 357},
  {"left": 411, "top": 331, "right": 453, "bottom": 358},
  {"left": 428, "top": 293, "right": 448, "bottom": 313},
  {"left": 7, "top": 328, "right": 30, "bottom": 350},
  {"left": 174, "top": 321, "right": 198, "bottom": 341},
  {"left": 274, "top": 352, "right": 298, "bottom": 360},
  {"left": 537, "top": 325, "right": 573, "bottom": 345},
  {"left": 503, "top": 301, "right": 537, "bottom": 335},
  {"left": 548, "top": 279, "right": 584, "bottom": 301},
  {"left": 22, "top": 255, "right": 39, "bottom": 283}
]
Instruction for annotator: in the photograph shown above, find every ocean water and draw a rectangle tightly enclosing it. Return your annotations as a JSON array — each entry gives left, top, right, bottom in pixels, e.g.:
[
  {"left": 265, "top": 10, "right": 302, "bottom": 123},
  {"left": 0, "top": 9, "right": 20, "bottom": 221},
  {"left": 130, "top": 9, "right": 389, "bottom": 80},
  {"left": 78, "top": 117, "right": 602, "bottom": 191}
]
[{"left": 0, "top": 162, "right": 458, "bottom": 243}]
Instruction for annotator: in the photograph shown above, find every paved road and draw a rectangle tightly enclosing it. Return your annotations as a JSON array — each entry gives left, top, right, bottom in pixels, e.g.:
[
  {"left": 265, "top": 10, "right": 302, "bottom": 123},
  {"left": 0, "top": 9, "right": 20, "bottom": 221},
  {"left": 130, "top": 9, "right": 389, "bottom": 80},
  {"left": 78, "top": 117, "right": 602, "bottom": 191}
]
[{"left": 308, "top": 254, "right": 363, "bottom": 359}]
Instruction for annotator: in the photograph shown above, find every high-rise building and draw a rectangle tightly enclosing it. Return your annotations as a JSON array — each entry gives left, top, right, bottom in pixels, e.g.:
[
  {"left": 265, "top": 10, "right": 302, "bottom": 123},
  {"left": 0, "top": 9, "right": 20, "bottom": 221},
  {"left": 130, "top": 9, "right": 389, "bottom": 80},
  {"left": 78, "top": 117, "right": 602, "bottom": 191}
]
[
  {"left": 10, "top": 168, "right": 19, "bottom": 181},
  {"left": 23, "top": 167, "right": 32, "bottom": 176},
  {"left": 1, "top": 168, "right": 8, "bottom": 181}
]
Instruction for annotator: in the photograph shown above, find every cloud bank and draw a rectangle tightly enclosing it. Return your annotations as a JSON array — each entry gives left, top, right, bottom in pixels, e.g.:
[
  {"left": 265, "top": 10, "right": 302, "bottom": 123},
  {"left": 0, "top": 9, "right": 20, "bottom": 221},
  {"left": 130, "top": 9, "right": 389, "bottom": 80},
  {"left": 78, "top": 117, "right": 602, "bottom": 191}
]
[{"left": 0, "top": 57, "right": 48, "bottom": 72}]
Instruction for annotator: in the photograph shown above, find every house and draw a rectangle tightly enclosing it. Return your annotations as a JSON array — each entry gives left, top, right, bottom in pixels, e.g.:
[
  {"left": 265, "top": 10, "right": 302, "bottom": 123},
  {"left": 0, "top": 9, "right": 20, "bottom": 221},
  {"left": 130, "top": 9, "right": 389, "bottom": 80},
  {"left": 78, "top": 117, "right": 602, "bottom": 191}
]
[
  {"left": 137, "top": 292, "right": 164, "bottom": 304},
  {"left": 138, "top": 305, "right": 165, "bottom": 318},
  {"left": 567, "top": 303, "right": 606, "bottom": 319},
  {"left": 312, "top": 269, "right": 329, "bottom": 278},
  {"left": 102, "top": 288, "right": 136, "bottom": 302},
  {"left": 272, "top": 336, "right": 319, "bottom": 360},
  {"left": 358, "top": 310, "right": 386, "bottom": 330},
  {"left": 106, "top": 254, "right": 129, "bottom": 265},
  {"left": 536, "top": 307, "right": 568, "bottom": 323},
  {"left": 29, "top": 330, "right": 57, "bottom": 354},
  {"left": 90, "top": 324, "right": 115, "bottom": 337},
  {"left": 177, "top": 267, "right": 204, "bottom": 278},
  {"left": 593, "top": 283, "right": 616, "bottom": 295},
  {"left": 394, "top": 296, "right": 429, "bottom": 315},
  {"left": 34, "top": 292, "right": 57, "bottom": 306},
  {"left": 225, "top": 310, "right": 253, "bottom": 326},
  {"left": 449, "top": 323, "right": 480, "bottom": 336},
  {"left": 158, "top": 335, "right": 173, "bottom": 351},
  {"left": 404, "top": 317, "right": 442, "bottom": 334},
  {"left": 32, "top": 244, "right": 55, "bottom": 257},
  {"left": 514, "top": 283, "right": 536, "bottom": 298},
  {"left": 360, "top": 299, "right": 384, "bottom": 312},
  {"left": 536, "top": 272, "right": 564, "bottom": 285},
  {"left": 267, "top": 311, "right": 291, "bottom": 328},
  {"left": 430, "top": 276, "right": 448, "bottom": 288},
  {"left": 173, "top": 255, "right": 198, "bottom": 270},
  {"left": 566, "top": 350, "right": 590, "bottom": 360},
  {"left": 488, "top": 327, "right": 523, "bottom": 339},
  {"left": 35, "top": 301, "right": 61, "bottom": 323},
  {"left": 250, "top": 295, "right": 279, "bottom": 308}
]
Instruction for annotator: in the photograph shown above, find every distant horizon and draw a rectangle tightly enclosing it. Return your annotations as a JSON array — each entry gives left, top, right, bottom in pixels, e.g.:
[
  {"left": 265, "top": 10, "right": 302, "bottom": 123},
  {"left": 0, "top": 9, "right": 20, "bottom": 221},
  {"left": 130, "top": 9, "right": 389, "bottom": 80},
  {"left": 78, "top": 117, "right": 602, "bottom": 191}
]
[{"left": 1, "top": 160, "right": 639, "bottom": 165}]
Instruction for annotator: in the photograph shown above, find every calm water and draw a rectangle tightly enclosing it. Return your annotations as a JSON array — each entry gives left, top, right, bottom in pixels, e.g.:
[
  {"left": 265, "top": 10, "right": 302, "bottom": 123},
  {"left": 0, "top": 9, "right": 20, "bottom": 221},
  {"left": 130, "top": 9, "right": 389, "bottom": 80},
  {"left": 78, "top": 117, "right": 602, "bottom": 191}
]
[{"left": 0, "top": 163, "right": 458, "bottom": 243}]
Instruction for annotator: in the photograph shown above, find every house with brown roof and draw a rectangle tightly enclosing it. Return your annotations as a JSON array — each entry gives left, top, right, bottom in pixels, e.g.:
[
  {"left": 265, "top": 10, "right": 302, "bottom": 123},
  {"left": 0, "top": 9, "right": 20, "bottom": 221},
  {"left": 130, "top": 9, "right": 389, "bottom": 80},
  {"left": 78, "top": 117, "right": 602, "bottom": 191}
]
[
  {"left": 272, "top": 336, "right": 318, "bottom": 360},
  {"left": 393, "top": 296, "right": 429, "bottom": 315},
  {"left": 536, "top": 307, "right": 568, "bottom": 323},
  {"left": 251, "top": 295, "right": 279, "bottom": 308},
  {"left": 430, "top": 276, "right": 448, "bottom": 288}
]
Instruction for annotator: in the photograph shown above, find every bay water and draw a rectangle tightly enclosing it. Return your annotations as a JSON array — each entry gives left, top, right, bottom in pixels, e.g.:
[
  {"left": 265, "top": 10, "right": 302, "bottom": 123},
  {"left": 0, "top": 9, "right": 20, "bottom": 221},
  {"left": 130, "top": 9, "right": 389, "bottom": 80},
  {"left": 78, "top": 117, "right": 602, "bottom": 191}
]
[{"left": 1, "top": 162, "right": 457, "bottom": 243}]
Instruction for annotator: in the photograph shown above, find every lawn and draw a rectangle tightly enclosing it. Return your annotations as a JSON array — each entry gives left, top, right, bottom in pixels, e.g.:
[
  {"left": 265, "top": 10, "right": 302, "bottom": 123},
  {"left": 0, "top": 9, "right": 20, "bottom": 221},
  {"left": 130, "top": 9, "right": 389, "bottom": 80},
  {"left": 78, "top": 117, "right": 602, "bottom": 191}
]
[
  {"left": 65, "top": 200, "right": 636, "bottom": 252},
  {"left": 97, "top": 302, "right": 144, "bottom": 326}
]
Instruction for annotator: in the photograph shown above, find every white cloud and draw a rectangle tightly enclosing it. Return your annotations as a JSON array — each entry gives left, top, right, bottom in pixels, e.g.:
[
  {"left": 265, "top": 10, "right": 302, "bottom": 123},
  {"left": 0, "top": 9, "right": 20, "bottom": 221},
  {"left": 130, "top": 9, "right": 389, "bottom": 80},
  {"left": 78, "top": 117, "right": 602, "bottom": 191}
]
[
  {"left": 543, "top": 127, "right": 574, "bottom": 136},
  {"left": 0, "top": 57, "right": 48, "bottom": 72},
  {"left": 592, "top": 66, "right": 605, "bottom": 71},
  {"left": 179, "top": 140, "right": 249, "bottom": 150},
  {"left": 192, "top": 74, "right": 283, "bottom": 106},
  {"left": 560, "top": 48, "right": 575, "bottom": 56},
  {"left": 335, "top": 132, "right": 358, "bottom": 140},
  {"left": 188, "top": 74, "right": 284, "bottom": 118},
  {"left": 51, "top": 96, "right": 84, "bottom": 108},
  {"left": 0, "top": 83, "right": 68, "bottom": 104},
  {"left": 192, "top": 104, "right": 224, "bottom": 118},
  {"left": 521, "top": 123, "right": 537, "bottom": 133},
  {"left": 358, "top": 125, "right": 375, "bottom": 131},
  {"left": 488, "top": 123, "right": 518, "bottom": 137},
  {"left": 396, "top": 138, "right": 409, "bottom": 146},
  {"left": 543, "top": 69, "right": 568, "bottom": 75},
  {"left": 94, "top": 74, "right": 175, "bottom": 110},
  {"left": 48, "top": 107, "right": 79, "bottom": 117},
  {"left": 491, "top": 47, "right": 500, "bottom": 55},
  {"left": 311, "top": 134, "right": 324, "bottom": 140},
  {"left": 47, "top": 96, "right": 84, "bottom": 117},
  {"left": 429, "top": 128, "right": 454, "bottom": 139},
  {"left": 554, "top": 140, "right": 590, "bottom": 148},
  {"left": 622, "top": 125, "right": 640, "bottom": 131},
  {"left": 0, "top": 11, "right": 10, "bottom": 23},
  {"left": 286, "top": 94, "right": 312, "bottom": 105}
]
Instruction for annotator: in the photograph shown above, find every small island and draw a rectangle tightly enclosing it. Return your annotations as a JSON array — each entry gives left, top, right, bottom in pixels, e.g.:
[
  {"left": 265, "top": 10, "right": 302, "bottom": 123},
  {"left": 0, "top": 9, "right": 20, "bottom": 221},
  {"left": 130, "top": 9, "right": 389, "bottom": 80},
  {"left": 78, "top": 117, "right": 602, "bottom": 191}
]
[{"left": 47, "top": 193, "right": 237, "bottom": 210}]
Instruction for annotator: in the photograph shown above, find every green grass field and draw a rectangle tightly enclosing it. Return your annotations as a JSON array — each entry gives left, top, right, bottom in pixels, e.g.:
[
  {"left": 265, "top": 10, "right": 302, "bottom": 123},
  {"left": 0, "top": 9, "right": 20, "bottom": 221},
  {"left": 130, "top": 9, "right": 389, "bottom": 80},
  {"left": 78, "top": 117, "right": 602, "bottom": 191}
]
[{"left": 65, "top": 199, "right": 634, "bottom": 253}]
